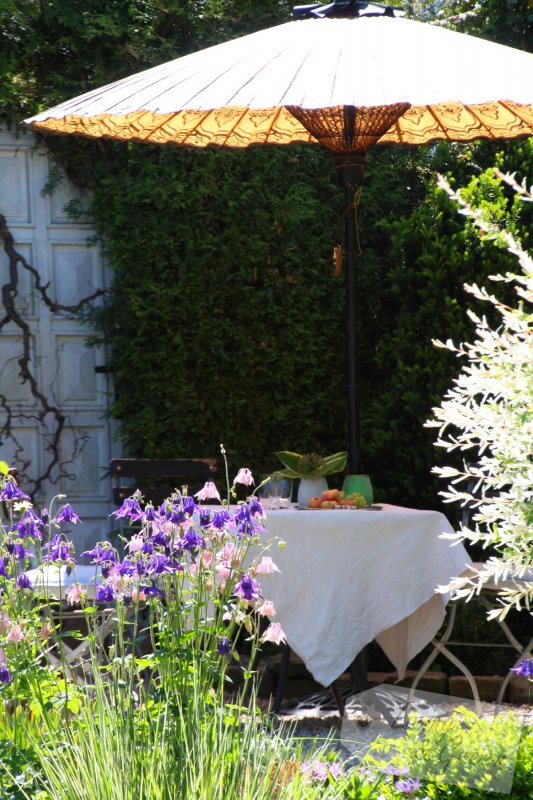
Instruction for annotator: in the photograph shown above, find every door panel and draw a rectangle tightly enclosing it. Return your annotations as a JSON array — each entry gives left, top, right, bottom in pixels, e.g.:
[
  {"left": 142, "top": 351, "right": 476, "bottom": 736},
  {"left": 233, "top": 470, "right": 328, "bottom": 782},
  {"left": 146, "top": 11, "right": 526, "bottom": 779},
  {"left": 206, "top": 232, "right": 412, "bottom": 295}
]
[{"left": 0, "top": 129, "right": 115, "bottom": 552}]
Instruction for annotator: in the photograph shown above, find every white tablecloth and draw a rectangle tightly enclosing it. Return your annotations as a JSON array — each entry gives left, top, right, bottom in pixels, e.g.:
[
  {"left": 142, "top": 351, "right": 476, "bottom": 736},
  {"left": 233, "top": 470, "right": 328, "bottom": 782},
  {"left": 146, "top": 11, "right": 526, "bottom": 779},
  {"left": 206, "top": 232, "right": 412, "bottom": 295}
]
[{"left": 260, "top": 503, "right": 471, "bottom": 687}]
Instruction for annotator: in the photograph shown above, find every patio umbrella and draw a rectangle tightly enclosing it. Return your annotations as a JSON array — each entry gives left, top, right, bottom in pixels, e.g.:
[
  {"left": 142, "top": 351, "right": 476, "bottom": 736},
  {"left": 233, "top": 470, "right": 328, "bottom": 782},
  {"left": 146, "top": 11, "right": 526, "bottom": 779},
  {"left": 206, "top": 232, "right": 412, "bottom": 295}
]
[{"left": 25, "top": 0, "right": 533, "bottom": 472}]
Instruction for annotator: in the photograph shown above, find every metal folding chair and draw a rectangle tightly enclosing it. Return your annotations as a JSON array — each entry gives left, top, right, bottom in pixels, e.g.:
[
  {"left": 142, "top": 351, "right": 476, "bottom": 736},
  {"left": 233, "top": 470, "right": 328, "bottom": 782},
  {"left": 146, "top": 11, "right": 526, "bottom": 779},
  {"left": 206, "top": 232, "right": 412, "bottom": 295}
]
[
  {"left": 405, "top": 565, "right": 533, "bottom": 721},
  {"left": 27, "top": 564, "right": 116, "bottom": 684}
]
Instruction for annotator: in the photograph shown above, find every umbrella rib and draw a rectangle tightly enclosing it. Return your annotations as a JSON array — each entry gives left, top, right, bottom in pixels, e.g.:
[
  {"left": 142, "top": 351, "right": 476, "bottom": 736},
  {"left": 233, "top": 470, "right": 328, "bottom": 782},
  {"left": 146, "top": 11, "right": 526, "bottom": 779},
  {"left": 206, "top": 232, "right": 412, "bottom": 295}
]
[
  {"left": 277, "top": 47, "right": 316, "bottom": 106},
  {"left": 60, "top": 62, "right": 192, "bottom": 116},
  {"left": 498, "top": 99, "right": 532, "bottom": 126},
  {"left": 387, "top": 116, "right": 406, "bottom": 145},
  {"left": 183, "top": 106, "right": 250, "bottom": 147},
  {"left": 424, "top": 105, "right": 453, "bottom": 141},
  {"left": 222, "top": 47, "right": 301, "bottom": 107},
  {"left": 462, "top": 104, "right": 495, "bottom": 139},
  {"left": 266, "top": 105, "right": 312, "bottom": 144},
  {"left": 461, "top": 102, "right": 520, "bottom": 141},
  {"left": 163, "top": 44, "right": 299, "bottom": 110},
  {"left": 134, "top": 110, "right": 204, "bottom": 143}
]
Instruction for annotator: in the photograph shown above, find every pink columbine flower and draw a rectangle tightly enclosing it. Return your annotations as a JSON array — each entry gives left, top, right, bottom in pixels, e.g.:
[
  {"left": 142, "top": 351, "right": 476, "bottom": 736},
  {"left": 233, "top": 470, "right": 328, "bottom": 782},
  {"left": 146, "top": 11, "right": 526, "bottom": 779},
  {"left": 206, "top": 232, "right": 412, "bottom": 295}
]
[
  {"left": 109, "top": 571, "right": 123, "bottom": 590},
  {"left": 301, "top": 762, "right": 327, "bottom": 782},
  {"left": 65, "top": 584, "right": 86, "bottom": 606},
  {"left": 131, "top": 587, "right": 147, "bottom": 603},
  {"left": 201, "top": 550, "right": 213, "bottom": 568},
  {"left": 0, "top": 613, "right": 11, "bottom": 636},
  {"left": 233, "top": 468, "right": 254, "bottom": 486},
  {"left": 6, "top": 624, "right": 25, "bottom": 645},
  {"left": 257, "top": 599, "right": 276, "bottom": 617},
  {"left": 255, "top": 556, "right": 279, "bottom": 575},
  {"left": 126, "top": 533, "right": 145, "bottom": 553},
  {"left": 222, "top": 605, "right": 246, "bottom": 623},
  {"left": 216, "top": 563, "right": 231, "bottom": 581},
  {"left": 261, "top": 622, "right": 286, "bottom": 645},
  {"left": 301, "top": 761, "right": 345, "bottom": 783},
  {"left": 195, "top": 481, "right": 222, "bottom": 502},
  {"left": 218, "top": 541, "right": 236, "bottom": 562},
  {"left": 40, "top": 622, "right": 53, "bottom": 641}
]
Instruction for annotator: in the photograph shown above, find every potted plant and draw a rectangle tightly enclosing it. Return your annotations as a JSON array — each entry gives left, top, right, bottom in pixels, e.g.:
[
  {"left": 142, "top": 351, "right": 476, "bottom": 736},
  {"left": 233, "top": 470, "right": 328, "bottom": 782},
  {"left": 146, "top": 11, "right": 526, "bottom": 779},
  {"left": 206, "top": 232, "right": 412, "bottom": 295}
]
[{"left": 275, "top": 451, "right": 347, "bottom": 508}]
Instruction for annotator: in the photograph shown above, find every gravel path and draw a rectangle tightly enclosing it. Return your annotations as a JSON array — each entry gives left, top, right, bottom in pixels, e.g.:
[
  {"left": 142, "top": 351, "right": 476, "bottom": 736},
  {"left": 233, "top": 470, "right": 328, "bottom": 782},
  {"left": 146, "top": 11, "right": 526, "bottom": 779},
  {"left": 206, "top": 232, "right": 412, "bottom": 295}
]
[{"left": 272, "top": 687, "right": 533, "bottom": 763}]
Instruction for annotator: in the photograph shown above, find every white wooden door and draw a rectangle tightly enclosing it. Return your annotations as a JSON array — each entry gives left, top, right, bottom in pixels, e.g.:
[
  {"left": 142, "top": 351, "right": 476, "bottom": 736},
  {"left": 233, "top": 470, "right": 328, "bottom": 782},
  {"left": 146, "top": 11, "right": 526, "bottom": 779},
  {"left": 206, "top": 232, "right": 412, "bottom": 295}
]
[{"left": 0, "top": 128, "right": 116, "bottom": 551}]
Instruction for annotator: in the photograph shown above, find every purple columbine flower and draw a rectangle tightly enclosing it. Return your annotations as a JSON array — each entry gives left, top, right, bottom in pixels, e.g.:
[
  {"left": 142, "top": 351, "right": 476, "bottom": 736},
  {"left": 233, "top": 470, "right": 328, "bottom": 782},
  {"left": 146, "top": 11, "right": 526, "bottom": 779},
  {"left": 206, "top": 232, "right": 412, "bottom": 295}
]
[
  {"left": 95, "top": 583, "right": 116, "bottom": 603},
  {"left": 217, "top": 636, "right": 232, "bottom": 657},
  {"left": 235, "top": 573, "right": 261, "bottom": 602},
  {"left": 53, "top": 504, "right": 81, "bottom": 525},
  {"left": 143, "top": 504, "right": 157, "bottom": 522},
  {"left": 384, "top": 765, "right": 409, "bottom": 777},
  {"left": 248, "top": 497, "right": 264, "bottom": 518},
  {"left": 164, "top": 505, "right": 186, "bottom": 525},
  {"left": 0, "top": 663, "right": 12, "bottom": 685},
  {"left": 166, "top": 554, "right": 184, "bottom": 573},
  {"left": 236, "top": 520, "right": 255, "bottom": 539},
  {"left": 211, "top": 510, "right": 231, "bottom": 530},
  {"left": 112, "top": 496, "right": 144, "bottom": 522},
  {"left": 395, "top": 778, "right": 422, "bottom": 794},
  {"left": 178, "top": 529, "right": 206, "bottom": 554},
  {"left": 43, "top": 534, "right": 75, "bottom": 564},
  {"left": 12, "top": 516, "right": 43, "bottom": 541},
  {"left": 0, "top": 558, "right": 7, "bottom": 578},
  {"left": 81, "top": 543, "right": 117, "bottom": 578},
  {"left": 115, "top": 558, "right": 136, "bottom": 577},
  {"left": 149, "top": 527, "right": 169, "bottom": 548},
  {"left": 81, "top": 543, "right": 117, "bottom": 565},
  {"left": 135, "top": 556, "right": 148, "bottom": 576},
  {"left": 15, "top": 573, "right": 33, "bottom": 590},
  {"left": 512, "top": 658, "right": 533, "bottom": 679},
  {"left": 234, "top": 504, "right": 252, "bottom": 525},
  {"left": 0, "top": 481, "right": 29, "bottom": 502},
  {"left": 7, "top": 541, "right": 33, "bottom": 561},
  {"left": 233, "top": 503, "right": 263, "bottom": 538},
  {"left": 181, "top": 496, "right": 197, "bottom": 516},
  {"left": 12, "top": 508, "right": 44, "bottom": 540},
  {"left": 198, "top": 508, "right": 213, "bottom": 529},
  {"left": 145, "top": 554, "right": 175, "bottom": 576},
  {"left": 139, "top": 580, "right": 164, "bottom": 598}
]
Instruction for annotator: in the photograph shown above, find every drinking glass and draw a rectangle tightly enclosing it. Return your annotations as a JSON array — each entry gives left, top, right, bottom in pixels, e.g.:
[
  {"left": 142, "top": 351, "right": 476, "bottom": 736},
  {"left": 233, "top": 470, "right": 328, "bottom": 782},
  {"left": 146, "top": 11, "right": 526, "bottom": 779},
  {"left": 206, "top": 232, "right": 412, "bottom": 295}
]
[
  {"left": 270, "top": 475, "right": 293, "bottom": 509},
  {"left": 258, "top": 474, "right": 293, "bottom": 509}
]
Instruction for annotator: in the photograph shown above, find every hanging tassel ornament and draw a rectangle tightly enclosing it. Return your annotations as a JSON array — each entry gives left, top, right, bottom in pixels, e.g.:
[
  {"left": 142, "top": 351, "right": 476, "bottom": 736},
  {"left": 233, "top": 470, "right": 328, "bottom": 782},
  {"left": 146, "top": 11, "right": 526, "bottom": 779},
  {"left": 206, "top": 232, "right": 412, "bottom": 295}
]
[{"left": 333, "top": 244, "right": 343, "bottom": 276}]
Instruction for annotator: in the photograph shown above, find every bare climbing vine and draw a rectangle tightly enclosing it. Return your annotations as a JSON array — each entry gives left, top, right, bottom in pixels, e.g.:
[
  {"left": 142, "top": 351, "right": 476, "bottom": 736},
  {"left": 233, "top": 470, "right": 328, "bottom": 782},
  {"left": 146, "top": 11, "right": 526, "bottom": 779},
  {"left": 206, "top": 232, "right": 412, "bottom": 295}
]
[{"left": 0, "top": 213, "right": 105, "bottom": 500}]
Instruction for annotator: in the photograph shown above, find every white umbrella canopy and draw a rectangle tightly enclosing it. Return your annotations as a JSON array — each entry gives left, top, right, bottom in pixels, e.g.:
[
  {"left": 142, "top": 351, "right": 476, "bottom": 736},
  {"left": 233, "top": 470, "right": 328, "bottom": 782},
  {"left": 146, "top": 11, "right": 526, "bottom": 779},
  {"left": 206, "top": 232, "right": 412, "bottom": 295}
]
[
  {"left": 25, "top": 11, "right": 533, "bottom": 150},
  {"left": 24, "top": 1, "right": 533, "bottom": 473}
]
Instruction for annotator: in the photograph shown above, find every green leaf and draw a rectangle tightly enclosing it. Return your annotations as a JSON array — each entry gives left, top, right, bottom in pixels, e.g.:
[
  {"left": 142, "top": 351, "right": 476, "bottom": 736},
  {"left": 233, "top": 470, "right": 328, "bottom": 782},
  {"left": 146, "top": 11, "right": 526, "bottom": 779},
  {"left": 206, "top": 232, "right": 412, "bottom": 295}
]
[
  {"left": 321, "top": 451, "right": 348, "bottom": 476},
  {"left": 275, "top": 450, "right": 347, "bottom": 477}
]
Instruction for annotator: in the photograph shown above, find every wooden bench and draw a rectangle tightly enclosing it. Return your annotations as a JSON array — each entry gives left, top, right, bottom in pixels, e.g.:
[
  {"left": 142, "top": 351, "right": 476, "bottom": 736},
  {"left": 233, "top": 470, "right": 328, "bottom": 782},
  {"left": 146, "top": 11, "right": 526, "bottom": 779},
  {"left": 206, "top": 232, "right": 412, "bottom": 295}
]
[{"left": 110, "top": 458, "right": 218, "bottom": 507}]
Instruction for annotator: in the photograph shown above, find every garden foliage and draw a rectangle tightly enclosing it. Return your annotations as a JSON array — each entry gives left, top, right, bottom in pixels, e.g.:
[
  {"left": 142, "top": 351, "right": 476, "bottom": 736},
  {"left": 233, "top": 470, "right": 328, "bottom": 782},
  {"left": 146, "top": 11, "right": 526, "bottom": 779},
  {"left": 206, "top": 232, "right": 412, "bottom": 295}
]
[
  {"left": 0, "top": 465, "right": 532, "bottom": 800},
  {"left": 0, "top": 466, "right": 349, "bottom": 799}
]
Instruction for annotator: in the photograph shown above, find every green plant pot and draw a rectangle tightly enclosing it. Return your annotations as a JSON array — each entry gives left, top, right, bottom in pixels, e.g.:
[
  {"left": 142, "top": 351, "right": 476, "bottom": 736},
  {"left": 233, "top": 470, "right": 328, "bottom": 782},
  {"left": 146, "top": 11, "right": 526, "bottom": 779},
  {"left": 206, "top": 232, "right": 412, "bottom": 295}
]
[{"left": 342, "top": 474, "right": 373, "bottom": 505}]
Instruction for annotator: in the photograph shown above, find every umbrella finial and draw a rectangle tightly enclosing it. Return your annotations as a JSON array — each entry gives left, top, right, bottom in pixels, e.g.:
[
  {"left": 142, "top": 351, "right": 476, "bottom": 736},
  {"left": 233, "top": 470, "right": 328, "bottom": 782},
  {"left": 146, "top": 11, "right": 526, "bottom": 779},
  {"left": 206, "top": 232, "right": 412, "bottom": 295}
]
[{"left": 292, "top": 1, "right": 405, "bottom": 19}]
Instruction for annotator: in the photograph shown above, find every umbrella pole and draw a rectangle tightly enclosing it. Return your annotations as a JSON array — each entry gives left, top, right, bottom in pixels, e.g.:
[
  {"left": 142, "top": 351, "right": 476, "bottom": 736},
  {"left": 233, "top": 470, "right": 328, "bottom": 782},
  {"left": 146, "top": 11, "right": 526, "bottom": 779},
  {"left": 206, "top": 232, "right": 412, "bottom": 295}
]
[{"left": 335, "top": 155, "right": 365, "bottom": 474}]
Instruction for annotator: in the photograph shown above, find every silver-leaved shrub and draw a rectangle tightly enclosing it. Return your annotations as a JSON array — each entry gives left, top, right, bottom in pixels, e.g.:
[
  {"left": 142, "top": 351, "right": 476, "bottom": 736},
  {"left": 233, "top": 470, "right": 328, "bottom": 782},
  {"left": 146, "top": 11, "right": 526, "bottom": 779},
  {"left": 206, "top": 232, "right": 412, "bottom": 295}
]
[{"left": 427, "top": 169, "right": 532, "bottom": 620}]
